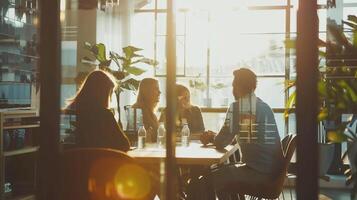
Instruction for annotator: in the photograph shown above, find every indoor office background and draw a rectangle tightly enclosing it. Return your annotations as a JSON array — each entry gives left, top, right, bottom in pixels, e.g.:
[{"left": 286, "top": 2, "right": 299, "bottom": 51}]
[{"left": 0, "top": 0, "right": 356, "bottom": 199}]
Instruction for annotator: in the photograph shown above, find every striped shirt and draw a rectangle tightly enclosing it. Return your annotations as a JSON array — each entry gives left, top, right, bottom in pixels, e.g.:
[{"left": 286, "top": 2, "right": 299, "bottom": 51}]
[{"left": 214, "top": 96, "right": 283, "bottom": 174}]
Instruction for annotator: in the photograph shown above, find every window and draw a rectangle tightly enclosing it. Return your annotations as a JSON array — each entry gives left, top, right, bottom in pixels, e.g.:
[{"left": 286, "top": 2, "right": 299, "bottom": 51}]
[{"left": 133, "top": 1, "right": 292, "bottom": 136}]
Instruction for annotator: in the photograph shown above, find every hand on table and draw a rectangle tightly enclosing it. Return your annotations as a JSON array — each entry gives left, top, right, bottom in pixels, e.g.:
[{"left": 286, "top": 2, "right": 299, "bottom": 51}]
[{"left": 200, "top": 130, "right": 216, "bottom": 145}]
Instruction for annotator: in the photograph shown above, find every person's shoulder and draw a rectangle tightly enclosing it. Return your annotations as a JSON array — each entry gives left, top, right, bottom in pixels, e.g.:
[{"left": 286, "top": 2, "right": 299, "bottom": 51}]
[
  {"left": 256, "top": 97, "right": 273, "bottom": 113},
  {"left": 256, "top": 97, "right": 268, "bottom": 107},
  {"left": 190, "top": 105, "right": 201, "bottom": 112}
]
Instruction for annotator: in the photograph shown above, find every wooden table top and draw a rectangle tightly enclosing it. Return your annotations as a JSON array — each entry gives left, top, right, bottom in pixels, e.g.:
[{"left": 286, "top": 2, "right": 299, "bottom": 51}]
[{"left": 128, "top": 141, "right": 239, "bottom": 166}]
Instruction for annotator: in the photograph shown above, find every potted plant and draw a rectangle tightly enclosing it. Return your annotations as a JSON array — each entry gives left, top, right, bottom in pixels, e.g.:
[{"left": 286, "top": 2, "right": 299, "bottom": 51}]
[
  {"left": 324, "top": 15, "right": 357, "bottom": 199},
  {"left": 81, "top": 42, "right": 158, "bottom": 127},
  {"left": 285, "top": 16, "right": 357, "bottom": 180}
]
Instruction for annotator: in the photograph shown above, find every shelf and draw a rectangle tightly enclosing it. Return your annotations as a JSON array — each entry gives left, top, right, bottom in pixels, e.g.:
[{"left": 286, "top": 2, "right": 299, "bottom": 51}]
[
  {"left": 4, "top": 124, "right": 40, "bottom": 130},
  {"left": 2, "top": 52, "right": 39, "bottom": 59},
  {"left": 0, "top": 109, "right": 39, "bottom": 119},
  {"left": 7, "top": 194, "right": 36, "bottom": 200},
  {"left": 0, "top": 38, "right": 19, "bottom": 44},
  {"left": 4, "top": 146, "right": 39, "bottom": 157}
]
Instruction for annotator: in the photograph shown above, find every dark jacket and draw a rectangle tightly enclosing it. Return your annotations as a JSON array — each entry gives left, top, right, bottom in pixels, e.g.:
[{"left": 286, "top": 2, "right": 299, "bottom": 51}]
[{"left": 72, "top": 107, "right": 130, "bottom": 152}]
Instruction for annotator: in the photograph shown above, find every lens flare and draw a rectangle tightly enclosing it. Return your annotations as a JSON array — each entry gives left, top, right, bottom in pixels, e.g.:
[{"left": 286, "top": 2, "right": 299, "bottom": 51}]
[
  {"left": 114, "top": 164, "right": 152, "bottom": 199},
  {"left": 88, "top": 158, "right": 152, "bottom": 200}
]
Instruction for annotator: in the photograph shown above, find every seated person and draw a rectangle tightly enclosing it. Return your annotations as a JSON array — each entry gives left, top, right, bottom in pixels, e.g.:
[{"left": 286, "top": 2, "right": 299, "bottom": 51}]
[
  {"left": 64, "top": 70, "right": 130, "bottom": 152},
  {"left": 160, "top": 84, "right": 205, "bottom": 139},
  {"left": 132, "top": 78, "right": 161, "bottom": 143},
  {"left": 196, "top": 68, "right": 283, "bottom": 199}
]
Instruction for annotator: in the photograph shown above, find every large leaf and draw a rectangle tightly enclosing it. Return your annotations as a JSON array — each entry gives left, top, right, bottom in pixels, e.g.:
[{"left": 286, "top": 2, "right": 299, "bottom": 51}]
[
  {"left": 348, "top": 15, "right": 357, "bottom": 25},
  {"left": 110, "top": 51, "right": 122, "bottom": 70},
  {"left": 95, "top": 43, "right": 107, "bottom": 62},
  {"left": 284, "top": 90, "right": 296, "bottom": 118},
  {"left": 122, "top": 58, "right": 131, "bottom": 69},
  {"left": 136, "top": 57, "right": 159, "bottom": 66},
  {"left": 318, "top": 108, "right": 328, "bottom": 121},
  {"left": 286, "top": 90, "right": 296, "bottom": 108},
  {"left": 343, "top": 21, "right": 357, "bottom": 30},
  {"left": 327, "top": 130, "right": 348, "bottom": 143},
  {"left": 123, "top": 46, "right": 143, "bottom": 59},
  {"left": 81, "top": 56, "right": 97, "bottom": 66},
  {"left": 121, "top": 78, "right": 140, "bottom": 91},
  {"left": 125, "top": 66, "right": 146, "bottom": 76}
]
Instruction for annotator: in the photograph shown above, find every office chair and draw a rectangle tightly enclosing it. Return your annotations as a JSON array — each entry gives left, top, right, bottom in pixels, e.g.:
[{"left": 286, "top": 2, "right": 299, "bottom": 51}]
[
  {"left": 60, "top": 148, "right": 154, "bottom": 200},
  {"left": 222, "top": 134, "right": 297, "bottom": 200}
]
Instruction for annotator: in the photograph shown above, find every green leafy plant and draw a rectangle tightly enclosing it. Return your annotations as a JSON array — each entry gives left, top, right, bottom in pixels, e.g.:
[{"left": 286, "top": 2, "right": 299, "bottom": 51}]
[
  {"left": 285, "top": 15, "right": 357, "bottom": 199},
  {"left": 189, "top": 75, "right": 207, "bottom": 92},
  {"left": 188, "top": 74, "right": 227, "bottom": 91},
  {"left": 284, "top": 15, "right": 357, "bottom": 199},
  {"left": 81, "top": 42, "right": 158, "bottom": 126},
  {"left": 284, "top": 15, "right": 357, "bottom": 137}
]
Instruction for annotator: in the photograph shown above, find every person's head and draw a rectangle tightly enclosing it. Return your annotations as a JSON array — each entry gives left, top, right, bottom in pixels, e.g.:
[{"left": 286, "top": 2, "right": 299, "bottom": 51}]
[
  {"left": 67, "top": 70, "right": 117, "bottom": 109},
  {"left": 135, "top": 78, "right": 161, "bottom": 111},
  {"left": 232, "top": 68, "right": 257, "bottom": 99},
  {"left": 176, "top": 84, "right": 191, "bottom": 110}
]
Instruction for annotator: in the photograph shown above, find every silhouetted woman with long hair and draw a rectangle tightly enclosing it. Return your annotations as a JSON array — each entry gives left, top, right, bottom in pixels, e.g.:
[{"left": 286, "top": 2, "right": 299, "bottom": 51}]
[
  {"left": 65, "top": 70, "right": 130, "bottom": 152},
  {"left": 132, "top": 78, "right": 161, "bottom": 142},
  {"left": 160, "top": 84, "right": 205, "bottom": 138}
]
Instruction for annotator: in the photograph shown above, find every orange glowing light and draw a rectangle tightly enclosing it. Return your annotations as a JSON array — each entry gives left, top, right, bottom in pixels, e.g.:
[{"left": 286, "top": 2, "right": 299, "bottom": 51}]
[{"left": 114, "top": 164, "right": 152, "bottom": 199}]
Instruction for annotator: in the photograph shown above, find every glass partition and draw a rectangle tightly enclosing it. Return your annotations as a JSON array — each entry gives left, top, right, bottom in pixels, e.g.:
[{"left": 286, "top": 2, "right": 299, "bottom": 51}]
[
  {"left": 59, "top": 0, "right": 168, "bottom": 199},
  {"left": 4, "top": 0, "right": 355, "bottom": 199}
]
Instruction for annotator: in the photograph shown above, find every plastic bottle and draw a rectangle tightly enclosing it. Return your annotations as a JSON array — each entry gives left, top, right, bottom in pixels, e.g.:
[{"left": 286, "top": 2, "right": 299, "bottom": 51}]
[
  {"left": 181, "top": 122, "right": 190, "bottom": 147},
  {"left": 137, "top": 126, "right": 146, "bottom": 149},
  {"left": 157, "top": 122, "right": 166, "bottom": 148}
]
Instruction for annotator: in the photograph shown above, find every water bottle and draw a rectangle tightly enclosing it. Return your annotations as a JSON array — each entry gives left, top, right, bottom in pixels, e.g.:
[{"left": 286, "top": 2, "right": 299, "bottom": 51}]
[
  {"left": 157, "top": 122, "right": 166, "bottom": 148},
  {"left": 137, "top": 126, "right": 146, "bottom": 149},
  {"left": 181, "top": 122, "right": 190, "bottom": 147}
]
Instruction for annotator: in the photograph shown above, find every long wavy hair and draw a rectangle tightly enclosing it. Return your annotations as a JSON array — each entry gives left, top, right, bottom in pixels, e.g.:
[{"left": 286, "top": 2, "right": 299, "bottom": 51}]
[
  {"left": 133, "top": 78, "right": 159, "bottom": 112},
  {"left": 66, "top": 70, "right": 117, "bottom": 110},
  {"left": 176, "top": 84, "right": 191, "bottom": 109},
  {"left": 132, "top": 78, "right": 160, "bottom": 140}
]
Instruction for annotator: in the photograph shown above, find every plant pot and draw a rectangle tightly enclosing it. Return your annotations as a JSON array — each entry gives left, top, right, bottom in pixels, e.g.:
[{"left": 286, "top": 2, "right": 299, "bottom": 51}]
[{"left": 319, "top": 143, "right": 335, "bottom": 176}]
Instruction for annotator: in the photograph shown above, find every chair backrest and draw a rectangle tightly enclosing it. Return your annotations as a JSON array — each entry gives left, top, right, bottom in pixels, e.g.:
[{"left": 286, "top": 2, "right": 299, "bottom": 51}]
[
  {"left": 281, "top": 134, "right": 292, "bottom": 157},
  {"left": 60, "top": 148, "right": 153, "bottom": 200},
  {"left": 283, "top": 134, "right": 297, "bottom": 165},
  {"left": 220, "top": 134, "right": 297, "bottom": 199},
  {"left": 267, "top": 134, "right": 296, "bottom": 198}
]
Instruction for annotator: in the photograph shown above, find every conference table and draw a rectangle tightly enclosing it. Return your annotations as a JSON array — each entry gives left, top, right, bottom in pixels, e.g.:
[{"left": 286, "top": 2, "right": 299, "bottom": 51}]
[{"left": 128, "top": 141, "right": 239, "bottom": 166}]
